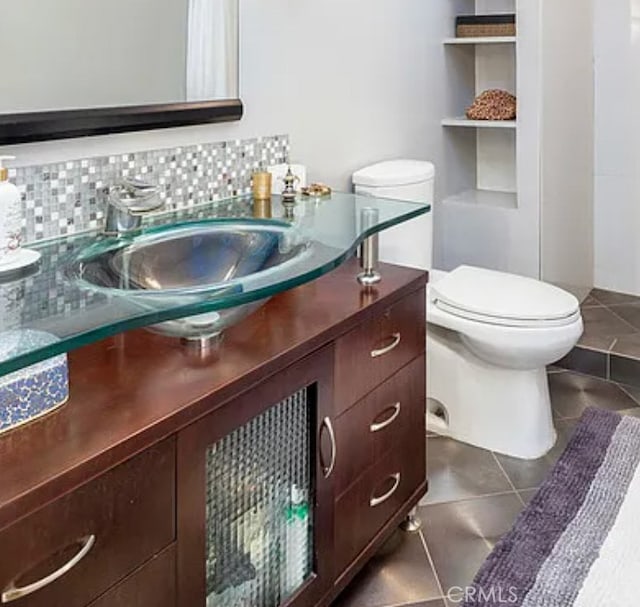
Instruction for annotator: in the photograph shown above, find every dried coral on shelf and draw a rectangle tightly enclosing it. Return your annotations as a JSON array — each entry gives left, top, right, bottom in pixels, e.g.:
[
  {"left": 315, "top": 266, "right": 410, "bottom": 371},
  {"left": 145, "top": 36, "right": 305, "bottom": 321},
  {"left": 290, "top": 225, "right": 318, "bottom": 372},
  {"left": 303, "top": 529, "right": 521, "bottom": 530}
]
[{"left": 466, "top": 89, "right": 517, "bottom": 121}]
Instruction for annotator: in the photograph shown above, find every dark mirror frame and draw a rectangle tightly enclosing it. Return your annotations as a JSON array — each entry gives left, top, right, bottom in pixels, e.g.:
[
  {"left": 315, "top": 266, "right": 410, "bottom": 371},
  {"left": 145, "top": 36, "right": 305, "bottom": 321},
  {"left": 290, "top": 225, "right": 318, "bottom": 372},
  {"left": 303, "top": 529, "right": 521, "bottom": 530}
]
[{"left": 0, "top": 99, "right": 243, "bottom": 145}]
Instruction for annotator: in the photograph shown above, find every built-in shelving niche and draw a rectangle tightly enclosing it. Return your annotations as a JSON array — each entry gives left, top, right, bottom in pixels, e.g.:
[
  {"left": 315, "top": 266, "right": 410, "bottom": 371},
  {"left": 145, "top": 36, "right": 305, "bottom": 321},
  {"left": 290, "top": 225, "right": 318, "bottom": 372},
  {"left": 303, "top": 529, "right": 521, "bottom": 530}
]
[
  {"left": 442, "top": 0, "right": 517, "bottom": 210},
  {"left": 438, "top": 0, "right": 593, "bottom": 288}
]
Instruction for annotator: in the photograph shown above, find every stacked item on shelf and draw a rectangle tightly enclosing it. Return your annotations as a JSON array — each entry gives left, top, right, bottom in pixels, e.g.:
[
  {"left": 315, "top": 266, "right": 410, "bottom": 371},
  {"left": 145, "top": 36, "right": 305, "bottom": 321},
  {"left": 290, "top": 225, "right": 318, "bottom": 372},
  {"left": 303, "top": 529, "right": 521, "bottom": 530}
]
[{"left": 455, "top": 14, "right": 516, "bottom": 38}]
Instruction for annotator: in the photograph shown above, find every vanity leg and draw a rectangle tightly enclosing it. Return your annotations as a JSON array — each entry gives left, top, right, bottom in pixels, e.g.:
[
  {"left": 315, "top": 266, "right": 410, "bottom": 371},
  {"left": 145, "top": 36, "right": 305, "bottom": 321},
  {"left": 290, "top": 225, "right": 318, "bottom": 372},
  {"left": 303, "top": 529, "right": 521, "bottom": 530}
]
[
  {"left": 400, "top": 508, "right": 422, "bottom": 533},
  {"left": 357, "top": 208, "right": 382, "bottom": 286}
]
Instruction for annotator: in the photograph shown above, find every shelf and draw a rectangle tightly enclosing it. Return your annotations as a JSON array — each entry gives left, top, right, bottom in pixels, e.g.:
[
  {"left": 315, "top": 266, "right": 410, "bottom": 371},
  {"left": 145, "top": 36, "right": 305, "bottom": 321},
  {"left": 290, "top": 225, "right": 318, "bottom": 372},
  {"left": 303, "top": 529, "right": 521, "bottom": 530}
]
[
  {"left": 442, "top": 189, "right": 517, "bottom": 209},
  {"left": 443, "top": 36, "right": 516, "bottom": 45},
  {"left": 442, "top": 117, "right": 517, "bottom": 129}
]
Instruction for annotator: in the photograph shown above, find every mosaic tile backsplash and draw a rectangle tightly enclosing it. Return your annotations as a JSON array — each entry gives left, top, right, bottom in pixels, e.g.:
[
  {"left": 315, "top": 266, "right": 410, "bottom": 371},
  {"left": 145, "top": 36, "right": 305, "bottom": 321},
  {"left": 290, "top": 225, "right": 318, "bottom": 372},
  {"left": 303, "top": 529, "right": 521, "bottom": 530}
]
[{"left": 8, "top": 135, "right": 289, "bottom": 243}]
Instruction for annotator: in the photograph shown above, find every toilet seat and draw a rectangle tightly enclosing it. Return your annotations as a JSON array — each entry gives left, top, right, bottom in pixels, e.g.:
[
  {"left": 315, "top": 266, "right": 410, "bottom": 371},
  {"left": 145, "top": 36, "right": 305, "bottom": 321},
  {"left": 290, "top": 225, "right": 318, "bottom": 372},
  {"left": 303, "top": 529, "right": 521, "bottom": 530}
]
[
  {"left": 434, "top": 299, "right": 582, "bottom": 328},
  {"left": 431, "top": 265, "right": 580, "bottom": 328}
]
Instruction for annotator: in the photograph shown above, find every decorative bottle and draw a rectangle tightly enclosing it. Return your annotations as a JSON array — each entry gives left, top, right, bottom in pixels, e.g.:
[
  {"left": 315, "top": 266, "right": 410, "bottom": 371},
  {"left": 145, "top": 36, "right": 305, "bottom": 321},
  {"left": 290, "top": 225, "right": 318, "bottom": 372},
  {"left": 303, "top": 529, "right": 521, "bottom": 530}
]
[{"left": 0, "top": 156, "right": 22, "bottom": 264}]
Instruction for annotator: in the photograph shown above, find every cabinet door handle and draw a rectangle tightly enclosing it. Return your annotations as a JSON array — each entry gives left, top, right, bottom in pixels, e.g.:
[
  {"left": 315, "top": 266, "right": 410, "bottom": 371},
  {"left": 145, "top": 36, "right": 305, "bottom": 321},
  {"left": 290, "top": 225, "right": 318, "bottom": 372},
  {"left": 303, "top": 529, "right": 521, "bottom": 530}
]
[
  {"left": 2, "top": 535, "right": 96, "bottom": 603},
  {"left": 321, "top": 416, "right": 337, "bottom": 479},
  {"left": 370, "top": 402, "right": 401, "bottom": 433},
  {"left": 370, "top": 333, "right": 401, "bottom": 358},
  {"left": 370, "top": 473, "right": 401, "bottom": 508}
]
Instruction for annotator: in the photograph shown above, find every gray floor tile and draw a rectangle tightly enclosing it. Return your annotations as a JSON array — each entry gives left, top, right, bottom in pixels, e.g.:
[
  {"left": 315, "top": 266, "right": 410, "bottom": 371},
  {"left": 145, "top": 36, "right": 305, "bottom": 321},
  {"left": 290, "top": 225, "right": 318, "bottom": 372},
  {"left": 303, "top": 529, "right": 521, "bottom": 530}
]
[
  {"left": 408, "top": 601, "right": 446, "bottom": 607},
  {"left": 549, "top": 371, "right": 639, "bottom": 419},
  {"left": 552, "top": 418, "right": 579, "bottom": 451},
  {"left": 618, "top": 383, "right": 640, "bottom": 404},
  {"left": 332, "top": 530, "right": 441, "bottom": 607},
  {"left": 577, "top": 334, "right": 616, "bottom": 351},
  {"left": 611, "top": 333, "right": 640, "bottom": 359},
  {"left": 420, "top": 494, "right": 523, "bottom": 595},
  {"left": 556, "top": 346, "right": 607, "bottom": 378},
  {"left": 492, "top": 454, "right": 551, "bottom": 493},
  {"left": 580, "top": 294, "right": 602, "bottom": 308},
  {"left": 604, "top": 304, "right": 640, "bottom": 332},
  {"left": 590, "top": 288, "right": 640, "bottom": 306},
  {"left": 518, "top": 488, "right": 538, "bottom": 505},
  {"left": 422, "top": 436, "right": 512, "bottom": 505},
  {"left": 493, "top": 419, "right": 577, "bottom": 490},
  {"left": 619, "top": 407, "right": 640, "bottom": 418},
  {"left": 578, "top": 306, "right": 636, "bottom": 339},
  {"left": 610, "top": 354, "right": 640, "bottom": 388}
]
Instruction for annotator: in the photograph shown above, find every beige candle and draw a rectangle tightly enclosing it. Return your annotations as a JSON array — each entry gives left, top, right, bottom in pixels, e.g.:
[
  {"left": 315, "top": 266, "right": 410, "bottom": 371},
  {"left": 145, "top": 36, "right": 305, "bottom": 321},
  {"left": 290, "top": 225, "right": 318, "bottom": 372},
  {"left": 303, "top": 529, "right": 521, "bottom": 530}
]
[{"left": 252, "top": 171, "right": 272, "bottom": 201}]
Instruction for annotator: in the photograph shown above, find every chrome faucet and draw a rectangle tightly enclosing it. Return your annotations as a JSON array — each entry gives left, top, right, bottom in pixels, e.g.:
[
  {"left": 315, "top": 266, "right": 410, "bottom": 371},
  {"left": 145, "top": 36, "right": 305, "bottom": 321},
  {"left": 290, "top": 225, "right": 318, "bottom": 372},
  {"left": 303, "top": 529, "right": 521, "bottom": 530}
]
[{"left": 103, "top": 179, "right": 163, "bottom": 236}]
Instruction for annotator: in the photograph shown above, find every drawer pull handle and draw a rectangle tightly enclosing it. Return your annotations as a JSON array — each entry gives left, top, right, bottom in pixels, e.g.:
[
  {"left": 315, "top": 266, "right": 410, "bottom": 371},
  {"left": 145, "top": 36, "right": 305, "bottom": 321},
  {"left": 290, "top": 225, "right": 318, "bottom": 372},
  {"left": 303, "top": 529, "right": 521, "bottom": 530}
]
[
  {"left": 371, "top": 333, "right": 401, "bottom": 358},
  {"left": 370, "top": 473, "right": 401, "bottom": 507},
  {"left": 2, "top": 535, "right": 95, "bottom": 603},
  {"left": 321, "top": 416, "right": 337, "bottom": 479},
  {"left": 370, "top": 402, "right": 402, "bottom": 433}
]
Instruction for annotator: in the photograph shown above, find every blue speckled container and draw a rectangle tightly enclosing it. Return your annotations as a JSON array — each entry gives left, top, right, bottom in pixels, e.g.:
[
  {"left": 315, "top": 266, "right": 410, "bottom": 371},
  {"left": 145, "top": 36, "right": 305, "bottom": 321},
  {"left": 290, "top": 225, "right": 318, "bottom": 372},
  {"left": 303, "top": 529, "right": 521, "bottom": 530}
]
[{"left": 0, "top": 330, "right": 68, "bottom": 434}]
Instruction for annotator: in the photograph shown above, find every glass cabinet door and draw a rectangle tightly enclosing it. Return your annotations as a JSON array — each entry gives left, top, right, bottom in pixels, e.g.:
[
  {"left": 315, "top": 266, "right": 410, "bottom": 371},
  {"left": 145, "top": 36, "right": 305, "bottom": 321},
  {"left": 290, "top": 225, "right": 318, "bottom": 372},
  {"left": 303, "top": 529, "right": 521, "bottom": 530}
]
[
  {"left": 205, "top": 387, "right": 313, "bottom": 606},
  {"left": 178, "top": 347, "right": 335, "bottom": 607}
]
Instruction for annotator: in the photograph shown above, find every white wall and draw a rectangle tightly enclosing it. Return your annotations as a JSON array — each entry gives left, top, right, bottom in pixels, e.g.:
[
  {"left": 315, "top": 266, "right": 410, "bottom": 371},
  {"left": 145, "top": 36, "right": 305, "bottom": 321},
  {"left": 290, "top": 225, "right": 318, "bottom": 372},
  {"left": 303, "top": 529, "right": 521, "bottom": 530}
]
[
  {"left": 593, "top": 0, "right": 640, "bottom": 294},
  {"left": 540, "top": 0, "right": 594, "bottom": 298},
  {"left": 3, "top": 0, "right": 463, "bottom": 205}
]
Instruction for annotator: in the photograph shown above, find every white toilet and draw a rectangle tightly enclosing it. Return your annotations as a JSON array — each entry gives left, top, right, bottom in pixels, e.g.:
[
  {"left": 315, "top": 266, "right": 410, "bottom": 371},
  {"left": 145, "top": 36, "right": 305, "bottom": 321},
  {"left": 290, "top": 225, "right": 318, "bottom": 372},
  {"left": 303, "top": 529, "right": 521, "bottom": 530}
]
[{"left": 353, "top": 160, "right": 583, "bottom": 460}]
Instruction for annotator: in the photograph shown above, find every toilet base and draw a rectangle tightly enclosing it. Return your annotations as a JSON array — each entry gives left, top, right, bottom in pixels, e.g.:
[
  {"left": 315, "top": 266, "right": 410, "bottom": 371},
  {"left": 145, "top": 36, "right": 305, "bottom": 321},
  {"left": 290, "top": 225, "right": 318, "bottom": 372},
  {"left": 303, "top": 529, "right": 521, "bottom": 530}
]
[{"left": 427, "top": 325, "right": 557, "bottom": 460}]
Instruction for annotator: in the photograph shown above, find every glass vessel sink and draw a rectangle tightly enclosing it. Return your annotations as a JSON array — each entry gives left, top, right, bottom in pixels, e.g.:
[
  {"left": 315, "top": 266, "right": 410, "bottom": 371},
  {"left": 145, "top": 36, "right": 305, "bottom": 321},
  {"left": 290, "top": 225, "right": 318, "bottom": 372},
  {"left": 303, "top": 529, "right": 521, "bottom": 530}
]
[
  {"left": 67, "top": 221, "right": 310, "bottom": 339},
  {"left": 0, "top": 192, "right": 429, "bottom": 376}
]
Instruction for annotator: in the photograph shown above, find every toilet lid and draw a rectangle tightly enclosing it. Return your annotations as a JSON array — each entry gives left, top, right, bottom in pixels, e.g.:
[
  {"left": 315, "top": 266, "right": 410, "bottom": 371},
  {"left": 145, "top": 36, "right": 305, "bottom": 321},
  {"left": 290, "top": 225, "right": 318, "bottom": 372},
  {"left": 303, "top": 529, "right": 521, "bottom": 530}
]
[
  {"left": 352, "top": 160, "right": 435, "bottom": 187},
  {"left": 431, "top": 266, "right": 580, "bottom": 327}
]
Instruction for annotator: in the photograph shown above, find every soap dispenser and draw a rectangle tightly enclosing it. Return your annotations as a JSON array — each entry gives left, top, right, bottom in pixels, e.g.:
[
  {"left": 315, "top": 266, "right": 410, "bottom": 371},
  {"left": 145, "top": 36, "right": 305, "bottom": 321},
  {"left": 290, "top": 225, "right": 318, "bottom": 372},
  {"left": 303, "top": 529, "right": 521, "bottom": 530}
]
[{"left": 0, "top": 156, "right": 40, "bottom": 273}]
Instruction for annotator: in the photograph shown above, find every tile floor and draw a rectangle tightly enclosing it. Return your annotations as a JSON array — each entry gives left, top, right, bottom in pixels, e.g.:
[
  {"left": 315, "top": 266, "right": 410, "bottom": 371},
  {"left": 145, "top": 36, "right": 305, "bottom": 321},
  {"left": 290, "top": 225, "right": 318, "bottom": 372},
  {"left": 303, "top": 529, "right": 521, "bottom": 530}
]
[
  {"left": 332, "top": 369, "right": 640, "bottom": 607},
  {"left": 560, "top": 288, "right": 640, "bottom": 385}
]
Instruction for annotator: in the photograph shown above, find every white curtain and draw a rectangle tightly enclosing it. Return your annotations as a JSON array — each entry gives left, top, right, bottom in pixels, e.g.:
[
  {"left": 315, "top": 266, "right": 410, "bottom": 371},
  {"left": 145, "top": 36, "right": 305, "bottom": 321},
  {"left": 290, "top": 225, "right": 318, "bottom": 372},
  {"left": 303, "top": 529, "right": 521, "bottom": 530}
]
[{"left": 186, "top": 0, "right": 238, "bottom": 101}]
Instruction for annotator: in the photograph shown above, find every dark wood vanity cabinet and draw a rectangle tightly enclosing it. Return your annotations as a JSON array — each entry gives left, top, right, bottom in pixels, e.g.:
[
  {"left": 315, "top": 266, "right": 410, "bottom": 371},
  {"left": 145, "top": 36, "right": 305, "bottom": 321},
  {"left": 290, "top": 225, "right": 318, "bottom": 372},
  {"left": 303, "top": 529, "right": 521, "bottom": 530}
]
[
  {"left": 174, "top": 286, "right": 427, "bottom": 607},
  {"left": 0, "top": 261, "right": 427, "bottom": 607}
]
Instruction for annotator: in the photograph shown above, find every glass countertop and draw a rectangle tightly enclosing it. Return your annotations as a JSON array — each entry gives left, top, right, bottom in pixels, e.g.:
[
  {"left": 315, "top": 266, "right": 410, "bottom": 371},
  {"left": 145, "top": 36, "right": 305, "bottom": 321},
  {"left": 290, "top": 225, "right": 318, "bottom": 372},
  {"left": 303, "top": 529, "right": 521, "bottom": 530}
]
[{"left": 0, "top": 192, "right": 430, "bottom": 377}]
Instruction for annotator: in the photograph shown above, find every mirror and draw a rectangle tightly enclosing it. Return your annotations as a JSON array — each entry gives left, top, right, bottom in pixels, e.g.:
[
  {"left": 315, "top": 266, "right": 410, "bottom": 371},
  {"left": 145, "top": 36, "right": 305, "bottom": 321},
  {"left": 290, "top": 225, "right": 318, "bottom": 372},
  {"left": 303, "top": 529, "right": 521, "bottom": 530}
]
[{"left": 0, "top": 0, "right": 241, "bottom": 143}]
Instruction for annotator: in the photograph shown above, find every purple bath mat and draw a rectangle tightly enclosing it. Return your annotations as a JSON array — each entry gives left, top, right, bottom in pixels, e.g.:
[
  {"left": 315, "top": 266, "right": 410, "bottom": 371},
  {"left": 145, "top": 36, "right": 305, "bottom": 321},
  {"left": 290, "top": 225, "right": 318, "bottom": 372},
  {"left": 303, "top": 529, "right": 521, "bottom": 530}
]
[{"left": 463, "top": 407, "right": 640, "bottom": 607}]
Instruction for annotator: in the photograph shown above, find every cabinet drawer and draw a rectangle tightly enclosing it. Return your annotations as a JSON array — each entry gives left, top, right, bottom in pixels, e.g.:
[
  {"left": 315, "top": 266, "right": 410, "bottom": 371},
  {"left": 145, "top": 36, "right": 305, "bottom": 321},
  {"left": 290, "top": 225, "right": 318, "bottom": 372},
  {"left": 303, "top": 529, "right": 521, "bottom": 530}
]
[
  {"left": 335, "top": 356, "right": 425, "bottom": 497},
  {"left": 0, "top": 439, "right": 175, "bottom": 607},
  {"left": 333, "top": 438, "right": 426, "bottom": 576},
  {"left": 334, "top": 289, "right": 425, "bottom": 413},
  {"left": 87, "top": 545, "right": 176, "bottom": 607}
]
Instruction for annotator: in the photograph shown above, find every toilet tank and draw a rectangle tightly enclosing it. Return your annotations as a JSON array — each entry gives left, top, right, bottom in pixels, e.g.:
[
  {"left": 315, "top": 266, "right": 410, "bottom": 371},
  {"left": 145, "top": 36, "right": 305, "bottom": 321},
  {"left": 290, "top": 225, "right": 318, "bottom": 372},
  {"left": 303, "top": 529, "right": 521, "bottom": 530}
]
[{"left": 353, "top": 160, "right": 434, "bottom": 270}]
